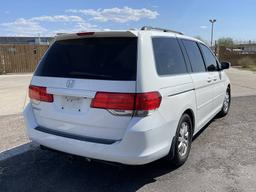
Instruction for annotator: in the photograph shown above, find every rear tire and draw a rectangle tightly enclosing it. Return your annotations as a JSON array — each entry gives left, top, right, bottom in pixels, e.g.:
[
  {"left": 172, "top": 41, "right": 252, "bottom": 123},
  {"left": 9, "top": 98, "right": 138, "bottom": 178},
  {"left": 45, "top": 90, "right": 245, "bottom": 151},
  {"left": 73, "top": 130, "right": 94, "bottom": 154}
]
[
  {"left": 167, "top": 113, "right": 193, "bottom": 166},
  {"left": 218, "top": 87, "right": 231, "bottom": 117}
]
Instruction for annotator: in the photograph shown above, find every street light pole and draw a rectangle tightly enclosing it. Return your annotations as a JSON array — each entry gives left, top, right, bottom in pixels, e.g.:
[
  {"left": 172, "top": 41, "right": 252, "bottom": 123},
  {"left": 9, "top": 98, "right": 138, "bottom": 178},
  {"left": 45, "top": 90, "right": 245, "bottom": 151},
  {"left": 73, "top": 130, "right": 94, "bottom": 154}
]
[{"left": 209, "top": 19, "right": 216, "bottom": 47}]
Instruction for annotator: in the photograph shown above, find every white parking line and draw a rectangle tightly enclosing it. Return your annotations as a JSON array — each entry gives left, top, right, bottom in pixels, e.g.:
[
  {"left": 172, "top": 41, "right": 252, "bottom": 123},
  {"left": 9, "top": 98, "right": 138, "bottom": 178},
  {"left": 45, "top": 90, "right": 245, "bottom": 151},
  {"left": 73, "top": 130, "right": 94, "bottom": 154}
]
[{"left": 0, "top": 142, "right": 39, "bottom": 161}]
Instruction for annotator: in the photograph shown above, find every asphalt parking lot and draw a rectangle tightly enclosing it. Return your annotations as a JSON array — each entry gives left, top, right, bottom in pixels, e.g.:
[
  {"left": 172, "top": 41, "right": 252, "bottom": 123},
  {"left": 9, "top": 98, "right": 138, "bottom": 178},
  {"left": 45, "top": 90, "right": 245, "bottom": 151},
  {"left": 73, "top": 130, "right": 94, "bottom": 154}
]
[
  {"left": 0, "top": 96, "right": 256, "bottom": 192},
  {"left": 0, "top": 68, "right": 256, "bottom": 192}
]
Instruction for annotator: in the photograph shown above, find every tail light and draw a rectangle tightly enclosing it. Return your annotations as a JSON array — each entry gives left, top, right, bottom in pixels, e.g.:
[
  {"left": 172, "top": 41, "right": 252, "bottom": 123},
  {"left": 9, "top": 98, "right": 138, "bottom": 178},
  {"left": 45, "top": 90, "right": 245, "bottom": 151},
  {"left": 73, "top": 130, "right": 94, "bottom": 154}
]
[
  {"left": 29, "top": 85, "right": 53, "bottom": 103},
  {"left": 135, "top": 92, "right": 162, "bottom": 110},
  {"left": 91, "top": 92, "right": 161, "bottom": 116}
]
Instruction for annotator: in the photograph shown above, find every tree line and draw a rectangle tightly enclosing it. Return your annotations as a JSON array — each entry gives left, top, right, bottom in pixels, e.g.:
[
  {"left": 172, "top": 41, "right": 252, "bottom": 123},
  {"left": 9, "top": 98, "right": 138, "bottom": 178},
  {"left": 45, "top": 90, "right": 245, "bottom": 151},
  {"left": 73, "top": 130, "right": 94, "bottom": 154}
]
[{"left": 194, "top": 36, "right": 234, "bottom": 47}]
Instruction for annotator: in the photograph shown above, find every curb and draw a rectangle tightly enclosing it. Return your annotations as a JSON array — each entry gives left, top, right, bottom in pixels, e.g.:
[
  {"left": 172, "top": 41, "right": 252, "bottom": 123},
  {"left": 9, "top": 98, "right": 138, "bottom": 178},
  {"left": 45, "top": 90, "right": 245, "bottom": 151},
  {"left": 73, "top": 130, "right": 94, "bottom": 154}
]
[
  {"left": 0, "top": 73, "right": 33, "bottom": 78},
  {"left": 0, "top": 142, "right": 39, "bottom": 161}
]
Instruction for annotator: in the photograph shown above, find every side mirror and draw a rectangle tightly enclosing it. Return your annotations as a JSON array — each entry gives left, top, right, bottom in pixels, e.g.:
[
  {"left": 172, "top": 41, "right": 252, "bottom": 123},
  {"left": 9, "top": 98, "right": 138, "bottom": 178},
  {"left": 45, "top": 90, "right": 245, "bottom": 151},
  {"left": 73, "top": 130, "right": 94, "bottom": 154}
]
[
  {"left": 207, "top": 64, "right": 217, "bottom": 72},
  {"left": 221, "top": 62, "right": 231, "bottom": 70}
]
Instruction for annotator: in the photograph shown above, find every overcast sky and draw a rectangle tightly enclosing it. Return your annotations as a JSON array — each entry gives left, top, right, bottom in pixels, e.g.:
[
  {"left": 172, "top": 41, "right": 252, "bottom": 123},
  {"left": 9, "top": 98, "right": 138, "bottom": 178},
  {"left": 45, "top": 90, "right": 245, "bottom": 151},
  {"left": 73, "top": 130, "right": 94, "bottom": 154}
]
[{"left": 1, "top": 0, "right": 256, "bottom": 42}]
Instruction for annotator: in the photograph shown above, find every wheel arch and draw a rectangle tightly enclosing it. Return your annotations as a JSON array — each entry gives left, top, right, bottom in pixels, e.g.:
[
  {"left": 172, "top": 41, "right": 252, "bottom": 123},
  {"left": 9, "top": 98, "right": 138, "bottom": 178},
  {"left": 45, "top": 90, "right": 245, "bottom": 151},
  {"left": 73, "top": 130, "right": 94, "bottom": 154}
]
[
  {"left": 167, "top": 108, "right": 195, "bottom": 163},
  {"left": 228, "top": 84, "right": 231, "bottom": 92},
  {"left": 227, "top": 84, "right": 231, "bottom": 99},
  {"left": 183, "top": 108, "right": 195, "bottom": 135}
]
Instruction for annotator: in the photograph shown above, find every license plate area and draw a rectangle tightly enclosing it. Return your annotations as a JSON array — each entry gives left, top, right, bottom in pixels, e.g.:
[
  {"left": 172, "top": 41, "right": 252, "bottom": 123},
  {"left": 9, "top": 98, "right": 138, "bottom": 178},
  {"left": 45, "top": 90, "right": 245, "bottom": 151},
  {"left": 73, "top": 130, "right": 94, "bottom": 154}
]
[{"left": 60, "top": 96, "right": 85, "bottom": 113}]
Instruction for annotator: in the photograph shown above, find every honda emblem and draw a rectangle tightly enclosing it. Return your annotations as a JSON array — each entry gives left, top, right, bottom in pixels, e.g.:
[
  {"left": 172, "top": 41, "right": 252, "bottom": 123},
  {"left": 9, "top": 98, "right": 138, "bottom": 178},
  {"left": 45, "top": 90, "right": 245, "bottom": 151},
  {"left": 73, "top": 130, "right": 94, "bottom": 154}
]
[{"left": 66, "top": 80, "right": 75, "bottom": 88}]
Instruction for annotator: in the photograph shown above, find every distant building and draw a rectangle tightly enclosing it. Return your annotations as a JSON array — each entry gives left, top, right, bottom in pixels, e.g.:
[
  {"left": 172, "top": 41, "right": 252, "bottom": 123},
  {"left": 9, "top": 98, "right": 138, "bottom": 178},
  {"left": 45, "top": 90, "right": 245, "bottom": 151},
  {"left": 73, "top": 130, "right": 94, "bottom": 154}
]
[
  {"left": 0, "top": 36, "right": 54, "bottom": 45},
  {"left": 237, "top": 43, "right": 256, "bottom": 54}
]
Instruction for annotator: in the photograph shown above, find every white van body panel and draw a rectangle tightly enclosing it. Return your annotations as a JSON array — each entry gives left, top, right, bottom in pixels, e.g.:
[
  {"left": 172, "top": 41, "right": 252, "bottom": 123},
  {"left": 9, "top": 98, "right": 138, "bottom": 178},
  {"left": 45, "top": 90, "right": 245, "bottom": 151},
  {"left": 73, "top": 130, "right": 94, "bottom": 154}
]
[
  {"left": 30, "top": 76, "right": 137, "bottom": 140},
  {"left": 23, "top": 29, "right": 230, "bottom": 165}
]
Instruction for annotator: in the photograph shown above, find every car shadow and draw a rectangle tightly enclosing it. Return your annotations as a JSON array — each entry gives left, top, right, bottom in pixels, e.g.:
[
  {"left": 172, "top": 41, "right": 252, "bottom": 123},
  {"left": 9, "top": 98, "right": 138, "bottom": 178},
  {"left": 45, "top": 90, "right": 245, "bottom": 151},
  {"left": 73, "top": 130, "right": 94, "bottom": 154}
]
[
  {"left": 0, "top": 145, "right": 180, "bottom": 192},
  {"left": 0, "top": 110, "right": 228, "bottom": 192},
  {"left": 192, "top": 118, "right": 215, "bottom": 141},
  {"left": 192, "top": 108, "right": 230, "bottom": 142}
]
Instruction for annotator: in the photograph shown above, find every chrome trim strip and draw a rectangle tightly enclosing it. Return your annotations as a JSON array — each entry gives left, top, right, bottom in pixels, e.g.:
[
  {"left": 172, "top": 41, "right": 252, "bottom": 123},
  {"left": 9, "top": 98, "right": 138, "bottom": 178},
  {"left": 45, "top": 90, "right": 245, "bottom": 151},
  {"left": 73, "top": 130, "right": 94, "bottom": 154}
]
[{"left": 168, "top": 88, "right": 195, "bottom": 97}]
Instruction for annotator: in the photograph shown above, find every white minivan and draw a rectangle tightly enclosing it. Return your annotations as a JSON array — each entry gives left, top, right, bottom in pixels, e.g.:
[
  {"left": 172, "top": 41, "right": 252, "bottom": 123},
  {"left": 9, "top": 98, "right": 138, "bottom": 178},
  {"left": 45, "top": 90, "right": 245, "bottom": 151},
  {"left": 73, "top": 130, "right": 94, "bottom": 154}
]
[{"left": 23, "top": 26, "right": 231, "bottom": 166}]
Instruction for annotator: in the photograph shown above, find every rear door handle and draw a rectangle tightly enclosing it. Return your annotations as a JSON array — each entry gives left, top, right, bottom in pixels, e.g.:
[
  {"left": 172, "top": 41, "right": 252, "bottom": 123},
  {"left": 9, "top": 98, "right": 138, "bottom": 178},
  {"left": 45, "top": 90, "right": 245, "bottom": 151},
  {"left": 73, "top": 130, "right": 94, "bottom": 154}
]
[{"left": 207, "top": 78, "right": 212, "bottom": 83}]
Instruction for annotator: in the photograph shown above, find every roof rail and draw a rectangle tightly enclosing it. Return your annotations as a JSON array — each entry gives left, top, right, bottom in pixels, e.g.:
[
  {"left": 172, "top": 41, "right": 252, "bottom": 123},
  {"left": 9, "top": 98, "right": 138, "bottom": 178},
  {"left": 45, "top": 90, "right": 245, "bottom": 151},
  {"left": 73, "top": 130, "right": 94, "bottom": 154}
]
[
  {"left": 56, "top": 33, "right": 68, "bottom": 36},
  {"left": 141, "top": 26, "right": 183, "bottom": 35}
]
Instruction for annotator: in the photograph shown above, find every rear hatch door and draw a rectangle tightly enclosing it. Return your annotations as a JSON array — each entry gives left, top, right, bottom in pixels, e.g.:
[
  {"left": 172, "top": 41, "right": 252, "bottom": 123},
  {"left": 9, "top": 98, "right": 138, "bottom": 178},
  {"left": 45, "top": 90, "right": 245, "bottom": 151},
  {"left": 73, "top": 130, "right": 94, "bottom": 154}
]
[{"left": 31, "top": 33, "right": 137, "bottom": 141}]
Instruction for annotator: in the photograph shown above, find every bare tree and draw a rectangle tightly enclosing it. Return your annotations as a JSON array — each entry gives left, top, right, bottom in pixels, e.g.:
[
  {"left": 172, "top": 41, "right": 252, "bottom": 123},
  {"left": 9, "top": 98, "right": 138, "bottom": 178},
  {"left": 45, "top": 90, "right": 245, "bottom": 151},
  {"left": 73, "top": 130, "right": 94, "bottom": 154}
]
[{"left": 217, "top": 37, "right": 234, "bottom": 47}]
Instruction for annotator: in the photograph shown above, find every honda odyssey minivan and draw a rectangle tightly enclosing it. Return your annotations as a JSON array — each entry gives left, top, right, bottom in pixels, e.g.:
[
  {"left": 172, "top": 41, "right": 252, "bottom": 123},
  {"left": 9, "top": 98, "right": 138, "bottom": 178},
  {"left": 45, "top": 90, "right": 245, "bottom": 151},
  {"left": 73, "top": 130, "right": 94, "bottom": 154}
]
[{"left": 23, "top": 26, "right": 231, "bottom": 166}]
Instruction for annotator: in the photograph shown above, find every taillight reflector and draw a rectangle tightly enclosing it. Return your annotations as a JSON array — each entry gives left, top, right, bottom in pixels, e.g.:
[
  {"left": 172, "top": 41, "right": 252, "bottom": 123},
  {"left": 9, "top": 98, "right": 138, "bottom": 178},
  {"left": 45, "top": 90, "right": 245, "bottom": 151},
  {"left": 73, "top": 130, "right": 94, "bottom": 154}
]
[
  {"left": 91, "top": 91, "right": 161, "bottom": 111},
  {"left": 29, "top": 85, "right": 53, "bottom": 103}
]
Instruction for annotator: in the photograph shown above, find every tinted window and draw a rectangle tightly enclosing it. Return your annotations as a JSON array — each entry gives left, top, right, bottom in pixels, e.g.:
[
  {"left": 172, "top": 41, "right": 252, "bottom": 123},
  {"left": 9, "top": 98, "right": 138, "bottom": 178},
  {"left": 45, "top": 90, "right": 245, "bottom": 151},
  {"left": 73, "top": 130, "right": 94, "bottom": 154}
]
[
  {"left": 152, "top": 37, "right": 187, "bottom": 75},
  {"left": 35, "top": 38, "right": 137, "bottom": 80},
  {"left": 199, "top": 44, "right": 218, "bottom": 71},
  {"left": 182, "top": 40, "right": 206, "bottom": 72}
]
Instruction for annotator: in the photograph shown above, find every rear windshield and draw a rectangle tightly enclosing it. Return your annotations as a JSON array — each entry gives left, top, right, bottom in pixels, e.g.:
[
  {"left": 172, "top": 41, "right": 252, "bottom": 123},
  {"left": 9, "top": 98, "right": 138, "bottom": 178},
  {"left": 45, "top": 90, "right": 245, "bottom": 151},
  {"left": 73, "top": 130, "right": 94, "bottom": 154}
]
[{"left": 34, "top": 37, "right": 137, "bottom": 80}]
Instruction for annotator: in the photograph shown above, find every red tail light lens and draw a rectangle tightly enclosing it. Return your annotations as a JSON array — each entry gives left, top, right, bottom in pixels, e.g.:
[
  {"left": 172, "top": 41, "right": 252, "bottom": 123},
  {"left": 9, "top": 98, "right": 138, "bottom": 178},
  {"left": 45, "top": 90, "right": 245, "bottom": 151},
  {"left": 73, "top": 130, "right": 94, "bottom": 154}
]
[
  {"left": 29, "top": 85, "right": 53, "bottom": 103},
  {"left": 135, "top": 92, "right": 162, "bottom": 110},
  {"left": 91, "top": 92, "right": 135, "bottom": 110},
  {"left": 91, "top": 91, "right": 161, "bottom": 112}
]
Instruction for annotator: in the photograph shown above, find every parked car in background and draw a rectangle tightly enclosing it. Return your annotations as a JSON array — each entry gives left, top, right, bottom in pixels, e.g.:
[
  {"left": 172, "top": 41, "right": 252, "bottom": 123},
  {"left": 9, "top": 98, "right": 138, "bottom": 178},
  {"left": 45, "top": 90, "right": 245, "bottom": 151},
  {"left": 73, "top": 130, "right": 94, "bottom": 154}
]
[{"left": 23, "top": 26, "right": 231, "bottom": 166}]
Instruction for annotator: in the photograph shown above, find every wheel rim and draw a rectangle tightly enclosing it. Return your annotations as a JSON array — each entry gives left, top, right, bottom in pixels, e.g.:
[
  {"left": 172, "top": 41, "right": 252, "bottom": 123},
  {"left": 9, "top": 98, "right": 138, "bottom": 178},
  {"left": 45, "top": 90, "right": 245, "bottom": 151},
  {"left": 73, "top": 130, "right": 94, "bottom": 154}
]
[
  {"left": 178, "top": 122, "right": 189, "bottom": 157},
  {"left": 223, "top": 90, "right": 230, "bottom": 113}
]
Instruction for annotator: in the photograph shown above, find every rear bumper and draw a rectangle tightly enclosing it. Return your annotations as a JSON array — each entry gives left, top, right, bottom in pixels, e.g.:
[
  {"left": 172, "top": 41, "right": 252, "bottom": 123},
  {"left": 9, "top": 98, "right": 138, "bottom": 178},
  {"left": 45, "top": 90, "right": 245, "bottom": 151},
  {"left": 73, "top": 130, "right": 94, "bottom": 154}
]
[{"left": 23, "top": 103, "right": 174, "bottom": 165}]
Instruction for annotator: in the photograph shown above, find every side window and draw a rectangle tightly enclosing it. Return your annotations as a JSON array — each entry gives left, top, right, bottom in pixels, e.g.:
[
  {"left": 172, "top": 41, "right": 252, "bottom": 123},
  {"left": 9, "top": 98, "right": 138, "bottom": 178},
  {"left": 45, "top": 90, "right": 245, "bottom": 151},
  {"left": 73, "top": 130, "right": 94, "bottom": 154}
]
[
  {"left": 152, "top": 37, "right": 188, "bottom": 75},
  {"left": 199, "top": 44, "right": 218, "bottom": 71},
  {"left": 182, "top": 40, "right": 206, "bottom": 73}
]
